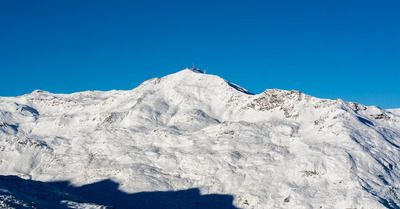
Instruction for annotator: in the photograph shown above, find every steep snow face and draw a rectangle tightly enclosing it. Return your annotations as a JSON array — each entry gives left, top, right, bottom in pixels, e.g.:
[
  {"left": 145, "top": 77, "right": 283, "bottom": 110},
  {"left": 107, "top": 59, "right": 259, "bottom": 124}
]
[{"left": 1, "top": 69, "right": 400, "bottom": 209}]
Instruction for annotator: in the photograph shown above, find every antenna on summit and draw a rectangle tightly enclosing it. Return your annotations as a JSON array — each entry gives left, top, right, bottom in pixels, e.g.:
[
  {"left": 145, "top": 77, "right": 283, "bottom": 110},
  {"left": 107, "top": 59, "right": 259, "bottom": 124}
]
[{"left": 189, "top": 63, "right": 205, "bottom": 74}]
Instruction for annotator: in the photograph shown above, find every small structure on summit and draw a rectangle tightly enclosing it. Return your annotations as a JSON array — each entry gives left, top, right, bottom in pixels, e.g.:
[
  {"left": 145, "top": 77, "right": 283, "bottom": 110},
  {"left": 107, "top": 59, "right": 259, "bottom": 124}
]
[
  {"left": 189, "top": 64, "right": 205, "bottom": 73},
  {"left": 191, "top": 67, "right": 203, "bottom": 73}
]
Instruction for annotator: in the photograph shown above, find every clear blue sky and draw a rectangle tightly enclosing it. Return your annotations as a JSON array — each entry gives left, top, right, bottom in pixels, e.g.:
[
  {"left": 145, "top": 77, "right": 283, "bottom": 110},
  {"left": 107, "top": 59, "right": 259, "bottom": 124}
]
[{"left": 1, "top": 0, "right": 399, "bottom": 108}]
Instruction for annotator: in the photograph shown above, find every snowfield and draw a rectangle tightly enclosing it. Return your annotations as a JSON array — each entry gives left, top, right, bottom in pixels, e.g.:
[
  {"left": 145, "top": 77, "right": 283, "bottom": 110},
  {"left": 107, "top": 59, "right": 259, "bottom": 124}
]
[{"left": 1, "top": 68, "right": 400, "bottom": 208}]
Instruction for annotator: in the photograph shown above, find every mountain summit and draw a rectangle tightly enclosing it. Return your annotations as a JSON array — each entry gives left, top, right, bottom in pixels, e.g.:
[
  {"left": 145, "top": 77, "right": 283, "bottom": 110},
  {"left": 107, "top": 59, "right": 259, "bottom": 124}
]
[{"left": 1, "top": 69, "right": 400, "bottom": 208}]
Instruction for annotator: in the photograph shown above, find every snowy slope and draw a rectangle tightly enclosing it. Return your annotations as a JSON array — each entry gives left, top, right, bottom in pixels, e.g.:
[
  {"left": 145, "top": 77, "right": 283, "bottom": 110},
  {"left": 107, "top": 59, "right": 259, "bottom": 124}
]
[
  {"left": 1, "top": 68, "right": 400, "bottom": 208},
  {"left": 388, "top": 109, "right": 400, "bottom": 116}
]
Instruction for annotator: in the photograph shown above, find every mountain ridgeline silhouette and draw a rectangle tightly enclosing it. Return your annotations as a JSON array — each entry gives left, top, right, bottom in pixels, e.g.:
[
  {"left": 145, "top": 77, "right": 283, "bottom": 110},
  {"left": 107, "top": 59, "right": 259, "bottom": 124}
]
[{"left": 0, "top": 175, "right": 238, "bottom": 208}]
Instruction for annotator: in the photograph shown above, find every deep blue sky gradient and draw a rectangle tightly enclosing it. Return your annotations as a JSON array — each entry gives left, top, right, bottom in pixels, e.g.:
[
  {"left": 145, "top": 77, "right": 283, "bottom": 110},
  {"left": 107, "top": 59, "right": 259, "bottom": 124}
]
[{"left": 1, "top": 0, "right": 399, "bottom": 108}]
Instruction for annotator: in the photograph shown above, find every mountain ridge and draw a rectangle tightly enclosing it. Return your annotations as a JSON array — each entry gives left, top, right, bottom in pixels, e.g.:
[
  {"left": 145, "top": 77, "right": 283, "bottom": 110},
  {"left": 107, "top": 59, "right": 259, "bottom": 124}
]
[{"left": 1, "top": 69, "right": 400, "bottom": 208}]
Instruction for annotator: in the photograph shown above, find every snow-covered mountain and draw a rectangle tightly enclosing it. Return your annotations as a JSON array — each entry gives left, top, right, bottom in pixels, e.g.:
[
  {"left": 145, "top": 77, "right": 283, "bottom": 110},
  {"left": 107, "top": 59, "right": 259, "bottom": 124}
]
[{"left": 1, "top": 68, "right": 400, "bottom": 209}]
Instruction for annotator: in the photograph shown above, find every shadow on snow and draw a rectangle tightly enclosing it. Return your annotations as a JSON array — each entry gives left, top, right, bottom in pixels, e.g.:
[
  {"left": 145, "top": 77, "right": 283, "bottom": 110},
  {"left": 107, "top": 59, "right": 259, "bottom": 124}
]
[{"left": 0, "top": 175, "right": 240, "bottom": 209}]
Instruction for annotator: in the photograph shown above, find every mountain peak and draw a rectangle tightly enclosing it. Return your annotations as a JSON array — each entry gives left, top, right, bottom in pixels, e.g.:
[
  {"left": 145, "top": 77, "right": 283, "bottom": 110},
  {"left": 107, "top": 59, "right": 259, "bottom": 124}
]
[
  {"left": 31, "top": 89, "right": 50, "bottom": 95},
  {"left": 138, "top": 68, "right": 253, "bottom": 97}
]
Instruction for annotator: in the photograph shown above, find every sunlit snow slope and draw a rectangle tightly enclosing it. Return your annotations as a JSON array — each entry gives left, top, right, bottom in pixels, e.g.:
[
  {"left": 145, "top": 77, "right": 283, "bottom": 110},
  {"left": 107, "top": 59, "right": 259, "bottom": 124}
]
[{"left": 1, "top": 69, "right": 400, "bottom": 208}]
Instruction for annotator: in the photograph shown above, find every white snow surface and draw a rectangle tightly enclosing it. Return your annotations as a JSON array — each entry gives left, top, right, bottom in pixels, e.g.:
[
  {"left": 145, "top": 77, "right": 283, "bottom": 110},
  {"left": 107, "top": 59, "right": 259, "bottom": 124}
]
[
  {"left": 388, "top": 109, "right": 400, "bottom": 116},
  {"left": 1, "top": 69, "right": 400, "bottom": 208}
]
